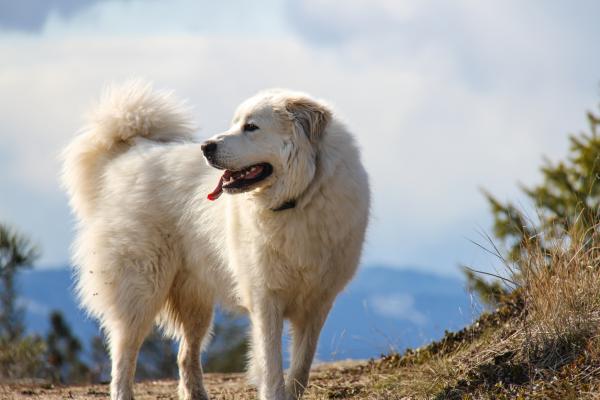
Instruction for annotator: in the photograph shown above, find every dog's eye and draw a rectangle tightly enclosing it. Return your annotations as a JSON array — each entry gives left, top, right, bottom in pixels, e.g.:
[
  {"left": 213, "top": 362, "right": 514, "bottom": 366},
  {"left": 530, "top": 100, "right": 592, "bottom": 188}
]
[{"left": 243, "top": 123, "right": 259, "bottom": 132}]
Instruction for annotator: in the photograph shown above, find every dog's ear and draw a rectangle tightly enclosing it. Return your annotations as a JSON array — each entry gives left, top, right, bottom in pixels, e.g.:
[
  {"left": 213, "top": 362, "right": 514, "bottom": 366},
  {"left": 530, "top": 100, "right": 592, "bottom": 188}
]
[{"left": 285, "top": 97, "right": 331, "bottom": 143}]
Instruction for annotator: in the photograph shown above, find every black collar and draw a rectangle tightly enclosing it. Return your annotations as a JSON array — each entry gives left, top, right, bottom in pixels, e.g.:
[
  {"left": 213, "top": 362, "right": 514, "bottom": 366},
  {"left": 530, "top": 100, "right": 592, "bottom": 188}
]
[{"left": 271, "top": 199, "right": 296, "bottom": 212}]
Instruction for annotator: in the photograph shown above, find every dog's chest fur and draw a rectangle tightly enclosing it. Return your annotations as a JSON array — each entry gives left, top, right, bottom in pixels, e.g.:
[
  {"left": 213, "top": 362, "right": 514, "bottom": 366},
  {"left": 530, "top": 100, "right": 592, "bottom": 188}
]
[{"left": 223, "top": 190, "right": 362, "bottom": 313}]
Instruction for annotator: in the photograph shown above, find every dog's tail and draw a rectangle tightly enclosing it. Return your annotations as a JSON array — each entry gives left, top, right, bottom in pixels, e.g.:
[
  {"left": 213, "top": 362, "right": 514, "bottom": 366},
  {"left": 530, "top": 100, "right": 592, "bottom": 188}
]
[{"left": 61, "top": 79, "right": 194, "bottom": 220}]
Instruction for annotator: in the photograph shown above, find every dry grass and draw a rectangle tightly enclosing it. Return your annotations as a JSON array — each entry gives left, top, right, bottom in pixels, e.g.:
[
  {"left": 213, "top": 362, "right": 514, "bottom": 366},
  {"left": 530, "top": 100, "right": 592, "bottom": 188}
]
[
  {"left": 384, "top": 220, "right": 600, "bottom": 399},
  {"left": 310, "top": 220, "right": 600, "bottom": 399},
  {"left": 517, "top": 225, "right": 600, "bottom": 370}
]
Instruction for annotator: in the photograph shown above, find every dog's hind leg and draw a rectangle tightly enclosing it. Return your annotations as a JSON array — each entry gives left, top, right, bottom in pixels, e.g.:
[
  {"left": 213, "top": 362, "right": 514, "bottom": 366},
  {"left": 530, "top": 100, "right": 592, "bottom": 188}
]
[
  {"left": 162, "top": 273, "right": 214, "bottom": 400},
  {"left": 104, "top": 260, "right": 176, "bottom": 400}
]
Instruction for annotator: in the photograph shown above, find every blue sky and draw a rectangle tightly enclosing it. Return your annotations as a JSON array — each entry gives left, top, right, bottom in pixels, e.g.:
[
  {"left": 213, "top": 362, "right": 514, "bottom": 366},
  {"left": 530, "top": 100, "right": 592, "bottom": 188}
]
[{"left": 1, "top": 0, "right": 600, "bottom": 275}]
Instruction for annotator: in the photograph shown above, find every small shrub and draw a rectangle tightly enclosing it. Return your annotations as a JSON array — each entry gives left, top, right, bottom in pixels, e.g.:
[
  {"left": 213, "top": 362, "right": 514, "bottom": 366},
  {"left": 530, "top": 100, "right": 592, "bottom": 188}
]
[{"left": 0, "top": 335, "right": 47, "bottom": 381}]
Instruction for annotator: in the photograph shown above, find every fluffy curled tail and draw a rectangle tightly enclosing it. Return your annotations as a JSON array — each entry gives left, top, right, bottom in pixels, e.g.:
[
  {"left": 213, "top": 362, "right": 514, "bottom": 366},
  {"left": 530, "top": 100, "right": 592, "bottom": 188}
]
[{"left": 62, "top": 80, "right": 194, "bottom": 220}]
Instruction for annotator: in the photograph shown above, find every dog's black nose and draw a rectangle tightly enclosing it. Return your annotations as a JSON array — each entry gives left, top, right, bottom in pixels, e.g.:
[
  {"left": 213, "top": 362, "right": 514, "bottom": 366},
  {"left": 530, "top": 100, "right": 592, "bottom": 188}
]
[{"left": 201, "top": 141, "right": 217, "bottom": 156}]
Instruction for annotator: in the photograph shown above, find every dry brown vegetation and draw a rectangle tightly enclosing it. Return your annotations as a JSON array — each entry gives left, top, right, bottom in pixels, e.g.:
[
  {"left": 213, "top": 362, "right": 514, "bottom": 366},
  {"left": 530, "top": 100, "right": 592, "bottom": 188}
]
[{"left": 349, "top": 221, "right": 600, "bottom": 399}]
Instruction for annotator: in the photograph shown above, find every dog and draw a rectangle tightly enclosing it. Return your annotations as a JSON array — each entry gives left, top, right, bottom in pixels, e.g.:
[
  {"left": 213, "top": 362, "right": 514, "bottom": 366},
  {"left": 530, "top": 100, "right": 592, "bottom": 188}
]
[{"left": 62, "top": 81, "right": 370, "bottom": 400}]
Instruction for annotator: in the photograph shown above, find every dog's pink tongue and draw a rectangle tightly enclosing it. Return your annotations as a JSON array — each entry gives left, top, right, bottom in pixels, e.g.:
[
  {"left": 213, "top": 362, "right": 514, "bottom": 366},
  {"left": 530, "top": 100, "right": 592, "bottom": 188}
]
[
  {"left": 207, "top": 171, "right": 231, "bottom": 201},
  {"left": 207, "top": 177, "right": 223, "bottom": 201}
]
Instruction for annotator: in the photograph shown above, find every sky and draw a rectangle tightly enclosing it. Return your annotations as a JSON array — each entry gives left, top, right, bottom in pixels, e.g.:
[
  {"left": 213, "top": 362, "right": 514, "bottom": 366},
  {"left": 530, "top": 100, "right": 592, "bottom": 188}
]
[{"left": 1, "top": 0, "right": 600, "bottom": 276}]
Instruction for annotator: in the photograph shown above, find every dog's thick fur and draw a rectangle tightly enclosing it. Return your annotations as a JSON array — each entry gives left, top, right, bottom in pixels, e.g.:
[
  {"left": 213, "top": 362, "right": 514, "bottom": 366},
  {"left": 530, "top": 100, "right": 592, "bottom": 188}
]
[{"left": 62, "top": 81, "right": 370, "bottom": 400}]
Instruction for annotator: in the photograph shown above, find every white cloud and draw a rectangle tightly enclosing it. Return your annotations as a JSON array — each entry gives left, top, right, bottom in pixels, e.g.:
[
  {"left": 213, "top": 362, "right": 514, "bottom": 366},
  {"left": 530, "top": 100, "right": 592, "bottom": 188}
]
[
  {"left": 18, "top": 296, "right": 50, "bottom": 317},
  {"left": 0, "top": 0, "right": 599, "bottom": 271},
  {"left": 369, "top": 293, "right": 427, "bottom": 325}
]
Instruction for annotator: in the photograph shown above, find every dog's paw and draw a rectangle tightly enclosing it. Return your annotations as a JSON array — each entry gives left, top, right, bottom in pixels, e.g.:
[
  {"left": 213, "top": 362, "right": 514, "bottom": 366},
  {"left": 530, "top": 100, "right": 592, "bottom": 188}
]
[{"left": 178, "top": 383, "right": 209, "bottom": 400}]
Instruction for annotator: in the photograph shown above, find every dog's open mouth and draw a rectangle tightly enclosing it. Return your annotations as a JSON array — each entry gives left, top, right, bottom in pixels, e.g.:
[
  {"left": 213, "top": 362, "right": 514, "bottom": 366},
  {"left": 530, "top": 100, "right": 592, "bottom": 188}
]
[{"left": 207, "top": 163, "right": 273, "bottom": 201}]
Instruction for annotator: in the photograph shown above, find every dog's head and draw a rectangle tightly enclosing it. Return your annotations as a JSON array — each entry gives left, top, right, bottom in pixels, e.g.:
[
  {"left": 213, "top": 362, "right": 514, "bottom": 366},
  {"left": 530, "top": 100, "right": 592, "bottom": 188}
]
[{"left": 203, "top": 90, "right": 331, "bottom": 209}]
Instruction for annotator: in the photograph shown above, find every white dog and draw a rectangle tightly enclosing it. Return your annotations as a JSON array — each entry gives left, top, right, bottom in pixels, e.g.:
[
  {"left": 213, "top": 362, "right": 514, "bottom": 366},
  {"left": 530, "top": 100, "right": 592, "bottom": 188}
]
[{"left": 62, "top": 81, "right": 370, "bottom": 400}]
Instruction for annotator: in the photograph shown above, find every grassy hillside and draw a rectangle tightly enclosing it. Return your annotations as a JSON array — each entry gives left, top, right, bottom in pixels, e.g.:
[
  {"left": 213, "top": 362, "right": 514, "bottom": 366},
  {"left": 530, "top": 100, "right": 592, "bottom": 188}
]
[{"left": 301, "top": 224, "right": 600, "bottom": 399}]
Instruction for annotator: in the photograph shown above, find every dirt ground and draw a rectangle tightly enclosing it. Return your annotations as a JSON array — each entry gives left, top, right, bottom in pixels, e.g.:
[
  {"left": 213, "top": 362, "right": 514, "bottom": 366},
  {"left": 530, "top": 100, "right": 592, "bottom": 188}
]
[
  {"left": 0, "top": 361, "right": 366, "bottom": 400},
  {"left": 1, "top": 373, "right": 249, "bottom": 400}
]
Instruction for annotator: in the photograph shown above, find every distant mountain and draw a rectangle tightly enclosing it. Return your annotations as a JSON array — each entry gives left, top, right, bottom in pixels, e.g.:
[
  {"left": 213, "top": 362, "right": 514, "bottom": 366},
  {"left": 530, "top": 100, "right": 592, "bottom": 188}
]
[
  {"left": 316, "top": 266, "right": 479, "bottom": 361},
  {"left": 18, "top": 268, "right": 99, "bottom": 343},
  {"left": 17, "top": 266, "right": 480, "bottom": 362}
]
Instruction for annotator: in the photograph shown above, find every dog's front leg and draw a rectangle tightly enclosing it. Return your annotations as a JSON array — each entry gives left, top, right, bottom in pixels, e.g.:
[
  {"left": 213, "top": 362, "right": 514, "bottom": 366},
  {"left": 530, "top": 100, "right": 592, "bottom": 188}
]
[
  {"left": 285, "top": 300, "right": 333, "bottom": 399},
  {"left": 249, "top": 299, "right": 285, "bottom": 400}
]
